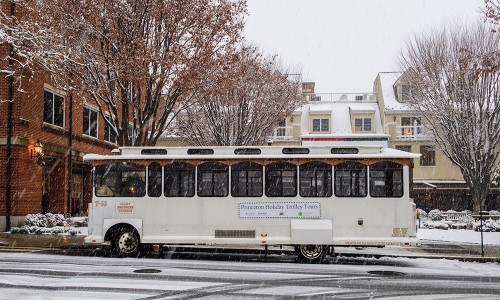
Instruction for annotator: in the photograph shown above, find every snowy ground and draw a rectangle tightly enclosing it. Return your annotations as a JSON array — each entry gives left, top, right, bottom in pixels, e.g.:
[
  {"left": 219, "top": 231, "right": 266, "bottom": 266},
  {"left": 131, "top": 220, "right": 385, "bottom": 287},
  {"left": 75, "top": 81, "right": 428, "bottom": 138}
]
[
  {"left": 0, "top": 251, "right": 499, "bottom": 300},
  {"left": 10, "top": 214, "right": 500, "bottom": 246},
  {"left": 417, "top": 228, "right": 500, "bottom": 245}
]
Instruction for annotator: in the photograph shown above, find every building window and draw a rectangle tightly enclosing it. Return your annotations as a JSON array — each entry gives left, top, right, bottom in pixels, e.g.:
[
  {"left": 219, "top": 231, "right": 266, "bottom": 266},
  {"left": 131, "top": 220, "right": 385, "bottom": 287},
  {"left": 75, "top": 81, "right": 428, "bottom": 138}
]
[
  {"left": 104, "top": 116, "right": 117, "bottom": 143},
  {"left": 43, "top": 90, "right": 64, "bottom": 127},
  {"left": 312, "top": 118, "right": 329, "bottom": 132},
  {"left": 299, "top": 162, "right": 332, "bottom": 197},
  {"left": 197, "top": 162, "right": 229, "bottom": 197},
  {"left": 231, "top": 162, "right": 263, "bottom": 197},
  {"left": 265, "top": 162, "right": 297, "bottom": 197},
  {"left": 164, "top": 162, "right": 195, "bottom": 197},
  {"left": 369, "top": 162, "right": 403, "bottom": 197},
  {"left": 396, "top": 145, "right": 412, "bottom": 152},
  {"left": 334, "top": 162, "right": 367, "bottom": 197},
  {"left": 83, "top": 107, "right": 98, "bottom": 137},
  {"left": 354, "top": 118, "right": 372, "bottom": 132},
  {"left": 420, "top": 145, "right": 436, "bottom": 166},
  {"left": 127, "top": 124, "right": 138, "bottom": 144},
  {"left": 402, "top": 84, "right": 413, "bottom": 101},
  {"left": 276, "top": 119, "right": 286, "bottom": 137}
]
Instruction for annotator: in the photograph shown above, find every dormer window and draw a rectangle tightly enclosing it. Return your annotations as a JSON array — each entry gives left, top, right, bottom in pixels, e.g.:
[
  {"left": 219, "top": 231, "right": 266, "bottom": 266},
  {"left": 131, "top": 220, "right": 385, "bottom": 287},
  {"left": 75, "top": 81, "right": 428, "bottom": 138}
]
[
  {"left": 354, "top": 118, "right": 372, "bottom": 132},
  {"left": 402, "top": 84, "right": 413, "bottom": 101},
  {"left": 312, "top": 118, "right": 329, "bottom": 132}
]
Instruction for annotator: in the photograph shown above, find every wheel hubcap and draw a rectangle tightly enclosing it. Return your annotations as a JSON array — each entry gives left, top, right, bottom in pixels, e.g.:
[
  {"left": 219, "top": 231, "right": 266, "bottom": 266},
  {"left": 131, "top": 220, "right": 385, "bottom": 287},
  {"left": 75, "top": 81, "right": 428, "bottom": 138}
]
[
  {"left": 118, "top": 232, "right": 138, "bottom": 253},
  {"left": 299, "top": 244, "right": 323, "bottom": 259}
]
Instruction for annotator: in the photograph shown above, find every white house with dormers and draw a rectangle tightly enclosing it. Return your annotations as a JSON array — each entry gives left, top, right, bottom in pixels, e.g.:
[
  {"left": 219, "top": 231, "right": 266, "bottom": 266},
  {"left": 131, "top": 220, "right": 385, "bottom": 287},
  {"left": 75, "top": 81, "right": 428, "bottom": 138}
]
[{"left": 270, "top": 76, "right": 500, "bottom": 212}]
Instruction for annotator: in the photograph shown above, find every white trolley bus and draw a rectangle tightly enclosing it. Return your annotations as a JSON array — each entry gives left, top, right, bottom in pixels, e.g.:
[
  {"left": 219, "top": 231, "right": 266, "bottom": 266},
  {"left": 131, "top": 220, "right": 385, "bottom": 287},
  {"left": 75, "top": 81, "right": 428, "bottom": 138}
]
[{"left": 84, "top": 145, "right": 420, "bottom": 262}]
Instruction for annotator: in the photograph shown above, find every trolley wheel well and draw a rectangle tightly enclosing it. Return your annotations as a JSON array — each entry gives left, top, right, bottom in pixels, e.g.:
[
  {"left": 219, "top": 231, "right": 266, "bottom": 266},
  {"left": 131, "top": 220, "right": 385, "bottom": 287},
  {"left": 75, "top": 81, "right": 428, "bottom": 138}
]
[{"left": 104, "top": 223, "right": 139, "bottom": 243}]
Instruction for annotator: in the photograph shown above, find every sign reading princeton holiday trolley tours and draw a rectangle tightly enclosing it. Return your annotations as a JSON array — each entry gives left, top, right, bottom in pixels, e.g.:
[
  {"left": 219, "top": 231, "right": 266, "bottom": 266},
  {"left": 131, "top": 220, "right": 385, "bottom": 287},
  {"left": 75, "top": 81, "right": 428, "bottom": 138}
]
[{"left": 238, "top": 202, "right": 321, "bottom": 219}]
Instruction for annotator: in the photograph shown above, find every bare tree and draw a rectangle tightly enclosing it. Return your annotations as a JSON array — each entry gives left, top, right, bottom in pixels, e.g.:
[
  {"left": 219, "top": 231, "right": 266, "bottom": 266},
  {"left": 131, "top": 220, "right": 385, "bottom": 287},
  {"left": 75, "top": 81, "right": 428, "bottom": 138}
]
[
  {"left": 0, "top": 1, "right": 65, "bottom": 93},
  {"left": 3, "top": 0, "right": 246, "bottom": 146},
  {"left": 484, "top": 0, "right": 500, "bottom": 31},
  {"left": 399, "top": 23, "right": 500, "bottom": 212},
  {"left": 176, "top": 46, "right": 303, "bottom": 146}
]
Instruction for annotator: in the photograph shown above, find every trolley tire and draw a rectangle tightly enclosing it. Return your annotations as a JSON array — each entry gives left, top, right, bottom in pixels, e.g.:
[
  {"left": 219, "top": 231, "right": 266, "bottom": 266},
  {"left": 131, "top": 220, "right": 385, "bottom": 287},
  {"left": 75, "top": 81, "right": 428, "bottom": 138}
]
[
  {"left": 295, "top": 244, "right": 327, "bottom": 263},
  {"left": 111, "top": 226, "right": 140, "bottom": 257}
]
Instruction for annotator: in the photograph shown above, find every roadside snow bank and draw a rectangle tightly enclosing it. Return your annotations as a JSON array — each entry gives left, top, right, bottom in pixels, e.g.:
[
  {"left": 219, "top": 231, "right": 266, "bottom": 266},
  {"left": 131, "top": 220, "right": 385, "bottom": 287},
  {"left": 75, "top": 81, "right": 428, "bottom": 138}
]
[{"left": 417, "top": 228, "right": 500, "bottom": 245}]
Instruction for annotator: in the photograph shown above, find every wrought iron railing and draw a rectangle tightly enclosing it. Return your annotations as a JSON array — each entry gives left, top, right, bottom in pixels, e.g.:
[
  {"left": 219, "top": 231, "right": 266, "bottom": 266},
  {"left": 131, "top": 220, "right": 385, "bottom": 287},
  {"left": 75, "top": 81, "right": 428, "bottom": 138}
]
[
  {"left": 396, "top": 125, "right": 429, "bottom": 139},
  {"left": 305, "top": 92, "right": 377, "bottom": 102}
]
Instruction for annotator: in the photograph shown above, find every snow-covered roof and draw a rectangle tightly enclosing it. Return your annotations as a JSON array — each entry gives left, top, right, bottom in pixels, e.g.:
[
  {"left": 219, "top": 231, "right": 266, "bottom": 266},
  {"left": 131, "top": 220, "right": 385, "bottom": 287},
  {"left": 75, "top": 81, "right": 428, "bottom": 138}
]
[
  {"left": 306, "top": 101, "right": 384, "bottom": 135},
  {"left": 308, "top": 103, "right": 332, "bottom": 114},
  {"left": 83, "top": 145, "right": 420, "bottom": 162},
  {"left": 378, "top": 72, "right": 413, "bottom": 112}
]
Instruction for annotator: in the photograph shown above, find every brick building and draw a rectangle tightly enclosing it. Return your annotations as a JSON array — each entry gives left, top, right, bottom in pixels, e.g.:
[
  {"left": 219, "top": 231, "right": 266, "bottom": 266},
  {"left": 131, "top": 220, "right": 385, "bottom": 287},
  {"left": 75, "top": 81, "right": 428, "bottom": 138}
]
[{"left": 0, "top": 3, "right": 118, "bottom": 230}]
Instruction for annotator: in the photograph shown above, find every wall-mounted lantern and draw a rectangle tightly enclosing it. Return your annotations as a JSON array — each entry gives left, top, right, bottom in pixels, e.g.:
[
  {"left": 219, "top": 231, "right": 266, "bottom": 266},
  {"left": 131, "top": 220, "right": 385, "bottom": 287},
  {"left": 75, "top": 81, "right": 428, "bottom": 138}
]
[{"left": 31, "top": 140, "right": 45, "bottom": 166}]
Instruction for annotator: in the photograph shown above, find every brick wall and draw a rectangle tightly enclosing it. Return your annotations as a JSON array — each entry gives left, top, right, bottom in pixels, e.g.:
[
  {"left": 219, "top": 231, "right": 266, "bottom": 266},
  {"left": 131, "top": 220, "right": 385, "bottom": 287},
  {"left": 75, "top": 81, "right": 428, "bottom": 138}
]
[{"left": 0, "top": 2, "right": 132, "bottom": 230}]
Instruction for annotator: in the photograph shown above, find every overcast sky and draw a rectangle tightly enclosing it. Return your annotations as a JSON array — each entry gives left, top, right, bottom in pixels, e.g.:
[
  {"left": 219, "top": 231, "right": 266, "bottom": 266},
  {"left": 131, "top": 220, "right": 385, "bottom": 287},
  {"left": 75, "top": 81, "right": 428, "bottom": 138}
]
[{"left": 244, "top": 0, "right": 485, "bottom": 93}]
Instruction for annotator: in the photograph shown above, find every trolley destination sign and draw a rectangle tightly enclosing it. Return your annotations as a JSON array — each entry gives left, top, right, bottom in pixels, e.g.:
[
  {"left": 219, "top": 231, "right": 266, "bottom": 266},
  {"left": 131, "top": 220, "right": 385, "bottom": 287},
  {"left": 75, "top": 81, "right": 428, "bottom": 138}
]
[{"left": 238, "top": 202, "right": 321, "bottom": 219}]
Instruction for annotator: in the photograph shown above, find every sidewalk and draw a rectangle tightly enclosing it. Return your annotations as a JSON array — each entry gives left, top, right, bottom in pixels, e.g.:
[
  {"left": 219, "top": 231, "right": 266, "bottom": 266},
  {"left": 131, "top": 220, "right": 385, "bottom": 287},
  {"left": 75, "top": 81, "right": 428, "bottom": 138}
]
[
  {"left": 0, "top": 232, "right": 498, "bottom": 263},
  {"left": 335, "top": 242, "right": 500, "bottom": 263},
  {"left": 0, "top": 232, "right": 84, "bottom": 249}
]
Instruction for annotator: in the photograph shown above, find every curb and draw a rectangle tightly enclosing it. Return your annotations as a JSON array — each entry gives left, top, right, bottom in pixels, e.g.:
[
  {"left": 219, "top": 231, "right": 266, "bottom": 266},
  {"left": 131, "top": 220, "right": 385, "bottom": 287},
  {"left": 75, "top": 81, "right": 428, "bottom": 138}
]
[{"left": 335, "top": 251, "right": 499, "bottom": 263}]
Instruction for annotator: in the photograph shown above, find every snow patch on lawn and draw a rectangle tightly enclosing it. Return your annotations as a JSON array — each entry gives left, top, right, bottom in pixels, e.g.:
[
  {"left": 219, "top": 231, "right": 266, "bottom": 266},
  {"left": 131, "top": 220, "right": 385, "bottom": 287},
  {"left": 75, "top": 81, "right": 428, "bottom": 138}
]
[{"left": 417, "top": 228, "right": 500, "bottom": 245}]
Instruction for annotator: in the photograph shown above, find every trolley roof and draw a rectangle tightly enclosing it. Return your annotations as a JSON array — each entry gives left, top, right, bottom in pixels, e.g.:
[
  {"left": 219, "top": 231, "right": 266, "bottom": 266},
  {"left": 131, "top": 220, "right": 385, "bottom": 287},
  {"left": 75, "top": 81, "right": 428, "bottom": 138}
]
[{"left": 83, "top": 145, "right": 420, "bottom": 162}]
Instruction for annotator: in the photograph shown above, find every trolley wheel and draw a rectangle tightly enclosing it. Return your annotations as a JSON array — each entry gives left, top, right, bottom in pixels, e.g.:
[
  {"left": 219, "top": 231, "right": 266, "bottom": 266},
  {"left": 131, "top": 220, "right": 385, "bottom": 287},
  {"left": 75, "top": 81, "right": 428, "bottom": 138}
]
[
  {"left": 295, "top": 244, "right": 327, "bottom": 263},
  {"left": 111, "top": 227, "right": 140, "bottom": 257}
]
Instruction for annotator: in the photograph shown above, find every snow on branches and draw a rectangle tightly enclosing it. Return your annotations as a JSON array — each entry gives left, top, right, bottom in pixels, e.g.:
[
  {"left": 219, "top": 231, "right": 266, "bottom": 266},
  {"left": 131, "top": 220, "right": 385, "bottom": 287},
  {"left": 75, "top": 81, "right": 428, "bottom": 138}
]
[
  {"left": 1, "top": 0, "right": 248, "bottom": 146},
  {"left": 175, "top": 46, "right": 304, "bottom": 146},
  {"left": 399, "top": 23, "right": 500, "bottom": 212}
]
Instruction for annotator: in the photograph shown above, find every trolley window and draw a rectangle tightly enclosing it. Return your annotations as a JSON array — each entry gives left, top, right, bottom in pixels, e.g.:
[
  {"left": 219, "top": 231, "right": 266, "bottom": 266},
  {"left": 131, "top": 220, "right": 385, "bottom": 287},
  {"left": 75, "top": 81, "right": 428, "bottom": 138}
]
[
  {"left": 95, "top": 162, "right": 146, "bottom": 197},
  {"left": 265, "top": 162, "right": 297, "bottom": 197},
  {"left": 197, "top": 162, "right": 229, "bottom": 197},
  {"left": 334, "top": 162, "right": 367, "bottom": 197},
  {"left": 231, "top": 162, "right": 263, "bottom": 197},
  {"left": 164, "top": 162, "right": 195, "bottom": 197},
  {"left": 299, "top": 162, "right": 332, "bottom": 197},
  {"left": 148, "top": 162, "right": 162, "bottom": 197},
  {"left": 370, "top": 162, "right": 403, "bottom": 197}
]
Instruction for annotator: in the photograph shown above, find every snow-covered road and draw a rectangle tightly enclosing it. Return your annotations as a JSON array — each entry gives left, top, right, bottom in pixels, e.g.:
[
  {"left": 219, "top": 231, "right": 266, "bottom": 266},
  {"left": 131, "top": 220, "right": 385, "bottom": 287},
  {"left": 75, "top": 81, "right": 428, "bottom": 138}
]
[{"left": 0, "top": 252, "right": 498, "bottom": 299}]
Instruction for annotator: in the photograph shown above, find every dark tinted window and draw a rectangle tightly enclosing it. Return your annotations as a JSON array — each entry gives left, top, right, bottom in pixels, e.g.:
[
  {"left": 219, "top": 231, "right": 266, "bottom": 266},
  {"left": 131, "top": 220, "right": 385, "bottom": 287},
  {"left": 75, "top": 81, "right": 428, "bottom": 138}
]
[
  {"left": 370, "top": 162, "right": 403, "bottom": 197},
  {"left": 265, "top": 162, "right": 297, "bottom": 197},
  {"left": 282, "top": 148, "right": 309, "bottom": 154},
  {"left": 300, "top": 162, "right": 332, "bottom": 197},
  {"left": 142, "top": 149, "right": 167, "bottom": 155},
  {"left": 94, "top": 162, "right": 146, "bottom": 197},
  {"left": 197, "top": 162, "right": 229, "bottom": 197},
  {"left": 231, "top": 162, "right": 263, "bottom": 197},
  {"left": 331, "top": 148, "right": 359, "bottom": 154},
  {"left": 188, "top": 149, "right": 214, "bottom": 155},
  {"left": 234, "top": 148, "right": 261, "bottom": 155},
  {"left": 164, "top": 162, "right": 195, "bottom": 197},
  {"left": 334, "top": 162, "right": 367, "bottom": 197},
  {"left": 148, "top": 162, "right": 162, "bottom": 197}
]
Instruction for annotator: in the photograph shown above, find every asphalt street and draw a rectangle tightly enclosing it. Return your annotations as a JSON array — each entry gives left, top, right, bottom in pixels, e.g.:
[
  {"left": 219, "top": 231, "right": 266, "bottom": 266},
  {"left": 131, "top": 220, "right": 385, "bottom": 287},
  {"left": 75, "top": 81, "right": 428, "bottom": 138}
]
[{"left": 0, "top": 250, "right": 499, "bottom": 299}]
